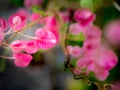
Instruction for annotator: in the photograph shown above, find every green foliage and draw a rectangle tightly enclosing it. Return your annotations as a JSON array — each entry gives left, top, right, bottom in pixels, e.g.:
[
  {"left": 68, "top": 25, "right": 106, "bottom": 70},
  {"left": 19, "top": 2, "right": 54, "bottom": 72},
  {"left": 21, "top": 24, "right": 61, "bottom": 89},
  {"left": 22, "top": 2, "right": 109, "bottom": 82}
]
[
  {"left": 10, "top": 0, "right": 24, "bottom": 6},
  {"left": 68, "top": 32, "right": 85, "bottom": 42},
  {"left": 102, "top": 6, "right": 120, "bottom": 26},
  {"left": 67, "top": 39, "right": 83, "bottom": 47},
  {"left": 32, "top": 6, "right": 46, "bottom": 16},
  {"left": 80, "top": 0, "right": 94, "bottom": 11},
  {"left": 71, "top": 59, "right": 77, "bottom": 67},
  {"left": 80, "top": 0, "right": 115, "bottom": 12},
  {"left": 0, "top": 59, "right": 6, "bottom": 72}
]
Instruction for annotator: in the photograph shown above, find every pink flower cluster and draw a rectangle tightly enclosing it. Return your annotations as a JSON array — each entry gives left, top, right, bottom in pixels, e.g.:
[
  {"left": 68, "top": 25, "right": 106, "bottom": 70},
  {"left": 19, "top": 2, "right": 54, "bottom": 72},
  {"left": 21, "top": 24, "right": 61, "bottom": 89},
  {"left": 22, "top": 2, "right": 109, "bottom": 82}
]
[
  {"left": 0, "top": 9, "right": 59, "bottom": 67},
  {"left": 67, "top": 8, "right": 118, "bottom": 81}
]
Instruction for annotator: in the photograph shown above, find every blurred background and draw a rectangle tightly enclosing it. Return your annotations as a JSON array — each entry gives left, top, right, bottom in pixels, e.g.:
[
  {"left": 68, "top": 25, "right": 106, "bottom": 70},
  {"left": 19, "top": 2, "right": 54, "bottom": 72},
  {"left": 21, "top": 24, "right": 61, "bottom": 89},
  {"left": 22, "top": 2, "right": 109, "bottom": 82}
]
[{"left": 0, "top": 0, "right": 120, "bottom": 90}]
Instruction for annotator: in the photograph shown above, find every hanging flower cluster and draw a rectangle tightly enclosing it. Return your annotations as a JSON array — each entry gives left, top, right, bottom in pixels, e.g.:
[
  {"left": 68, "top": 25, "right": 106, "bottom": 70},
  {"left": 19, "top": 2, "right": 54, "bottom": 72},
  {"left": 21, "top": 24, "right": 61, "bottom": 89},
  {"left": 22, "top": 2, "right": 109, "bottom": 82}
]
[
  {"left": 65, "top": 8, "right": 118, "bottom": 81},
  {"left": 0, "top": 6, "right": 118, "bottom": 88},
  {"left": 0, "top": 9, "right": 59, "bottom": 67}
]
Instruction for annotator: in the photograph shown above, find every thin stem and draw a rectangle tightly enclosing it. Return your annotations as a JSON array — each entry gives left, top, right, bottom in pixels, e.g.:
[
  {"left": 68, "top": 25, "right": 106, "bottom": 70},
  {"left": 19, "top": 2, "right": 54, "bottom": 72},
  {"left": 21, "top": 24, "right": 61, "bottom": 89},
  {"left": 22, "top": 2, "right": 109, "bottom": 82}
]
[
  {"left": 17, "top": 32, "right": 37, "bottom": 39},
  {"left": 0, "top": 55, "right": 14, "bottom": 59},
  {"left": 5, "top": 13, "right": 48, "bottom": 43},
  {"left": 113, "top": 2, "right": 120, "bottom": 12},
  {"left": 5, "top": 28, "right": 13, "bottom": 35}
]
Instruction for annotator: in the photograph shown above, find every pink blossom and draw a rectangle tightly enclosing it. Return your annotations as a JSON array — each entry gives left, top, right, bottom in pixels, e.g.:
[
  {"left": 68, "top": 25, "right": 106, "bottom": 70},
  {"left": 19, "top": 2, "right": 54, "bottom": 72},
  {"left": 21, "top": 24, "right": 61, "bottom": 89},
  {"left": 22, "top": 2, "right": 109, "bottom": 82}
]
[
  {"left": 11, "top": 40, "right": 25, "bottom": 53},
  {"left": 35, "top": 28, "right": 57, "bottom": 49},
  {"left": 0, "top": 18, "right": 6, "bottom": 32},
  {"left": 24, "top": 0, "right": 43, "bottom": 8},
  {"left": 97, "top": 48, "right": 118, "bottom": 70},
  {"left": 30, "top": 13, "right": 48, "bottom": 24},
  {"left": 30, "top": 13, "right": 41, "bottom": 21},
  {"left": 84, "top": 25, "right": 102, "bottom": 41},
  {"left": 24, "top": 40, "right": 38, "bottom": 54},
  {"left": 94, "top": 69, "right": 109, "bottom": 81},
  {"left": 104, "top": 19, "right": 120, "bottom": 46},
  {"left": 17, "top": 8, "right": 29, "bottom": 19},
  {"left": 13, "top": 53, "right": 32, "bottom": 67},
  {"left": 8, "top": 13, "right": 26, "bottom": 30},
  {"left": 60, "top": 11, "right": 70, "bottom": 23},
  {"left": 74, "top": 8, "right": 95, "bottom": 27},
  {"left": 44, "top": 16, "right": 60, "bottom": 43},
  {"left": 67, "top": 45, "right": 83, "bottom": 58},
  {"left": 76, "top": 46, "right": 118, "bottom": 81},
  {"left": 83, "top": 25, "right": 102, "bottom": 55},
  {"left": 69, "top": 23, "right": 84, "bottom": 35}
]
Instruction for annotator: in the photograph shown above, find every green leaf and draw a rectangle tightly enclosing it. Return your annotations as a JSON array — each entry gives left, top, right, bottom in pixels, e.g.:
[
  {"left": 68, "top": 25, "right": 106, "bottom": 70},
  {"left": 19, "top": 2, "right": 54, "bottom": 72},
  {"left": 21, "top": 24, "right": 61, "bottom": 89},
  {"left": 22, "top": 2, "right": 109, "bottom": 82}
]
[
  {"left": 10, "top": 0, "right": 24, "bottom": 6},
  {"left": 68, "top": 32, "right": 85, "bottom": 42},
  {"left": 71, "top": 60, "right": 77, "bottom": 67},
  {"left": 32, "top": 6, "right": 46, "bottom": 16},
  {"left": 80, "top": 0, "right": 94, "bottom": 11},
  {"left": 67, "top": 39, "right": 83, "bottom": 47},
  {"left": 0, "top": 59, "right": 6, "bottom": 72}
]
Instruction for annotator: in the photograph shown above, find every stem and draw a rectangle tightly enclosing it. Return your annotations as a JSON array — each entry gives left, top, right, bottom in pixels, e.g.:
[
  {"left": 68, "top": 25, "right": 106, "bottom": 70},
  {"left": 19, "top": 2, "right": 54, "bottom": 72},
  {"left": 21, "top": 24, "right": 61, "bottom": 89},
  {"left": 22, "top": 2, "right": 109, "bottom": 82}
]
[
  {"left": 113, "top": 2, "right": 120, "bottom": 12},
  {"left": 5, "top": 14, "right": 48, "bottom": 43},
  {"left": 0, "top": 55, "right": 14, "bottom": 59},
  {"left": 5, "top": 28, "right": 13, "bottom": 35},
  {"left": 17, "top": 32, "right": 37, "bottom": 39}
]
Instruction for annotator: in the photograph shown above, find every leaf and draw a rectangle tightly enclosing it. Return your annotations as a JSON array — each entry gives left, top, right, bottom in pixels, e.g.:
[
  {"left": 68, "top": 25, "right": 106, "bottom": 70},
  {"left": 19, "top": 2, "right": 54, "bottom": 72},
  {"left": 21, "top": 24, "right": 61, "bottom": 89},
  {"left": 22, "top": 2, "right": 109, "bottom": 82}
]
[
  {"left": 67, "top": 39, "right": 83, "bottom": 47},
  {"left": 71, "top": 60, "right": 77, "bottom": 67},
  {"left": 68, "top": 32, "right": 85, "bottom": 42},
  {"left": 32, "top": 6, "right": 46, "bottom": 16},
  {"left": 80, "top": 0, "right": 94, "bottom": 11}
]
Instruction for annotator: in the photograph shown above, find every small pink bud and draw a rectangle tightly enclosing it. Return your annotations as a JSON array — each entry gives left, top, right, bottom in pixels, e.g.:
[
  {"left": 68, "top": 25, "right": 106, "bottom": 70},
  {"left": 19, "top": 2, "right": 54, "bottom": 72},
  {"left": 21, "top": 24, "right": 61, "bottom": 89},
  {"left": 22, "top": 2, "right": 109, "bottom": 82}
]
[
  {"left": 8, "top": 13, "right": 26, "bottom": 30},
  {"left": 60, "top": 11, "right": 70, "bottom": 23},
  {"left": 17, "top": 8, "right": 29, "bottom": 19},
  {"left": 24, "top": 40, "right": 38, "bottom": 54},
  {"left": 69, "top": 23, "right": 83, "bottom": 35},
  {"left": 94, "top": 70, "right": 109, "bottom": 81},
  {"left": 14, "top": 53, "right": 32, "bottom": 67},
  {"left": 67, "top": 45, "right": 83, "bottom": 58},
  {"left": 11, "top": 40, "right": 25, "bottom": 53},
  {"left": 74, "top": 8, "right": 95, "bottom": 27},
  {"left": 0, "top": 18, "right": 6, "bottom": 31}
]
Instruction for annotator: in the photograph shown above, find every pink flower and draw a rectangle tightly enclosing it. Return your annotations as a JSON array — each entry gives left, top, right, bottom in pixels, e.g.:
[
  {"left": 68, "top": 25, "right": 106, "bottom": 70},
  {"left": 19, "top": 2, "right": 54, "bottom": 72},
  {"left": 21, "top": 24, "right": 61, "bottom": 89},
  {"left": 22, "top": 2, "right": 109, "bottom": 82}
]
[
  {"left": 30, "top": 13, "right": 48, "bottom": 24},
  {"left": 11, "top": 40, "right": 25, "bottom": 53},
  {"left": 35, "top": 28, "right": 57, "bottom": 49},
  {"left": 67, "top": 45, "right": 83, "bottom": 58},
  {"left": 60, "top": 11, "right": 70, "bottom": 23},
  {"left": 13, "top": 53, "right": 32, "bottom": 67},
  {"left": 76, "top": 46, "right": 118, "bottom": 81},
  {"left": 30, "top": 13, "right": 41, "bottom": 21},
  {"left": 0, "top": 18, "right": 6, "bottom": 32},
  {"left": 17, "top": 8, "right": 29, "bottom": 19},
  {"left": 94, "top": 69, "right": 109, "bottom": 81},
  {"left": 97, "top": 48, "right": 118, "bottom": 70},
  {"left": 74, "top": 8, "right": 95, "bottom": 27},
  {"left": 24, "top": 40, "right": 38, "bottom": 54},
  {"left": 8, "top": 13, "right": 26, "bottom": 30},
  {"left": 104, "top": 19, "right": 120, "bottom": 46},
  {"left": 69, "top": 23, "right": 84, "bottom": 35},
  {"left": 84, "top": 25, "right": 102, "bottom": 41},
  {"left": 83, "top": 25, "right": 102, "bottom": 55},
  {"left": 44, "top": 16, "right": 60, "bottom": 44},
  {"left": 24, "top": 0, "right": 43, "bottom": 8}
]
